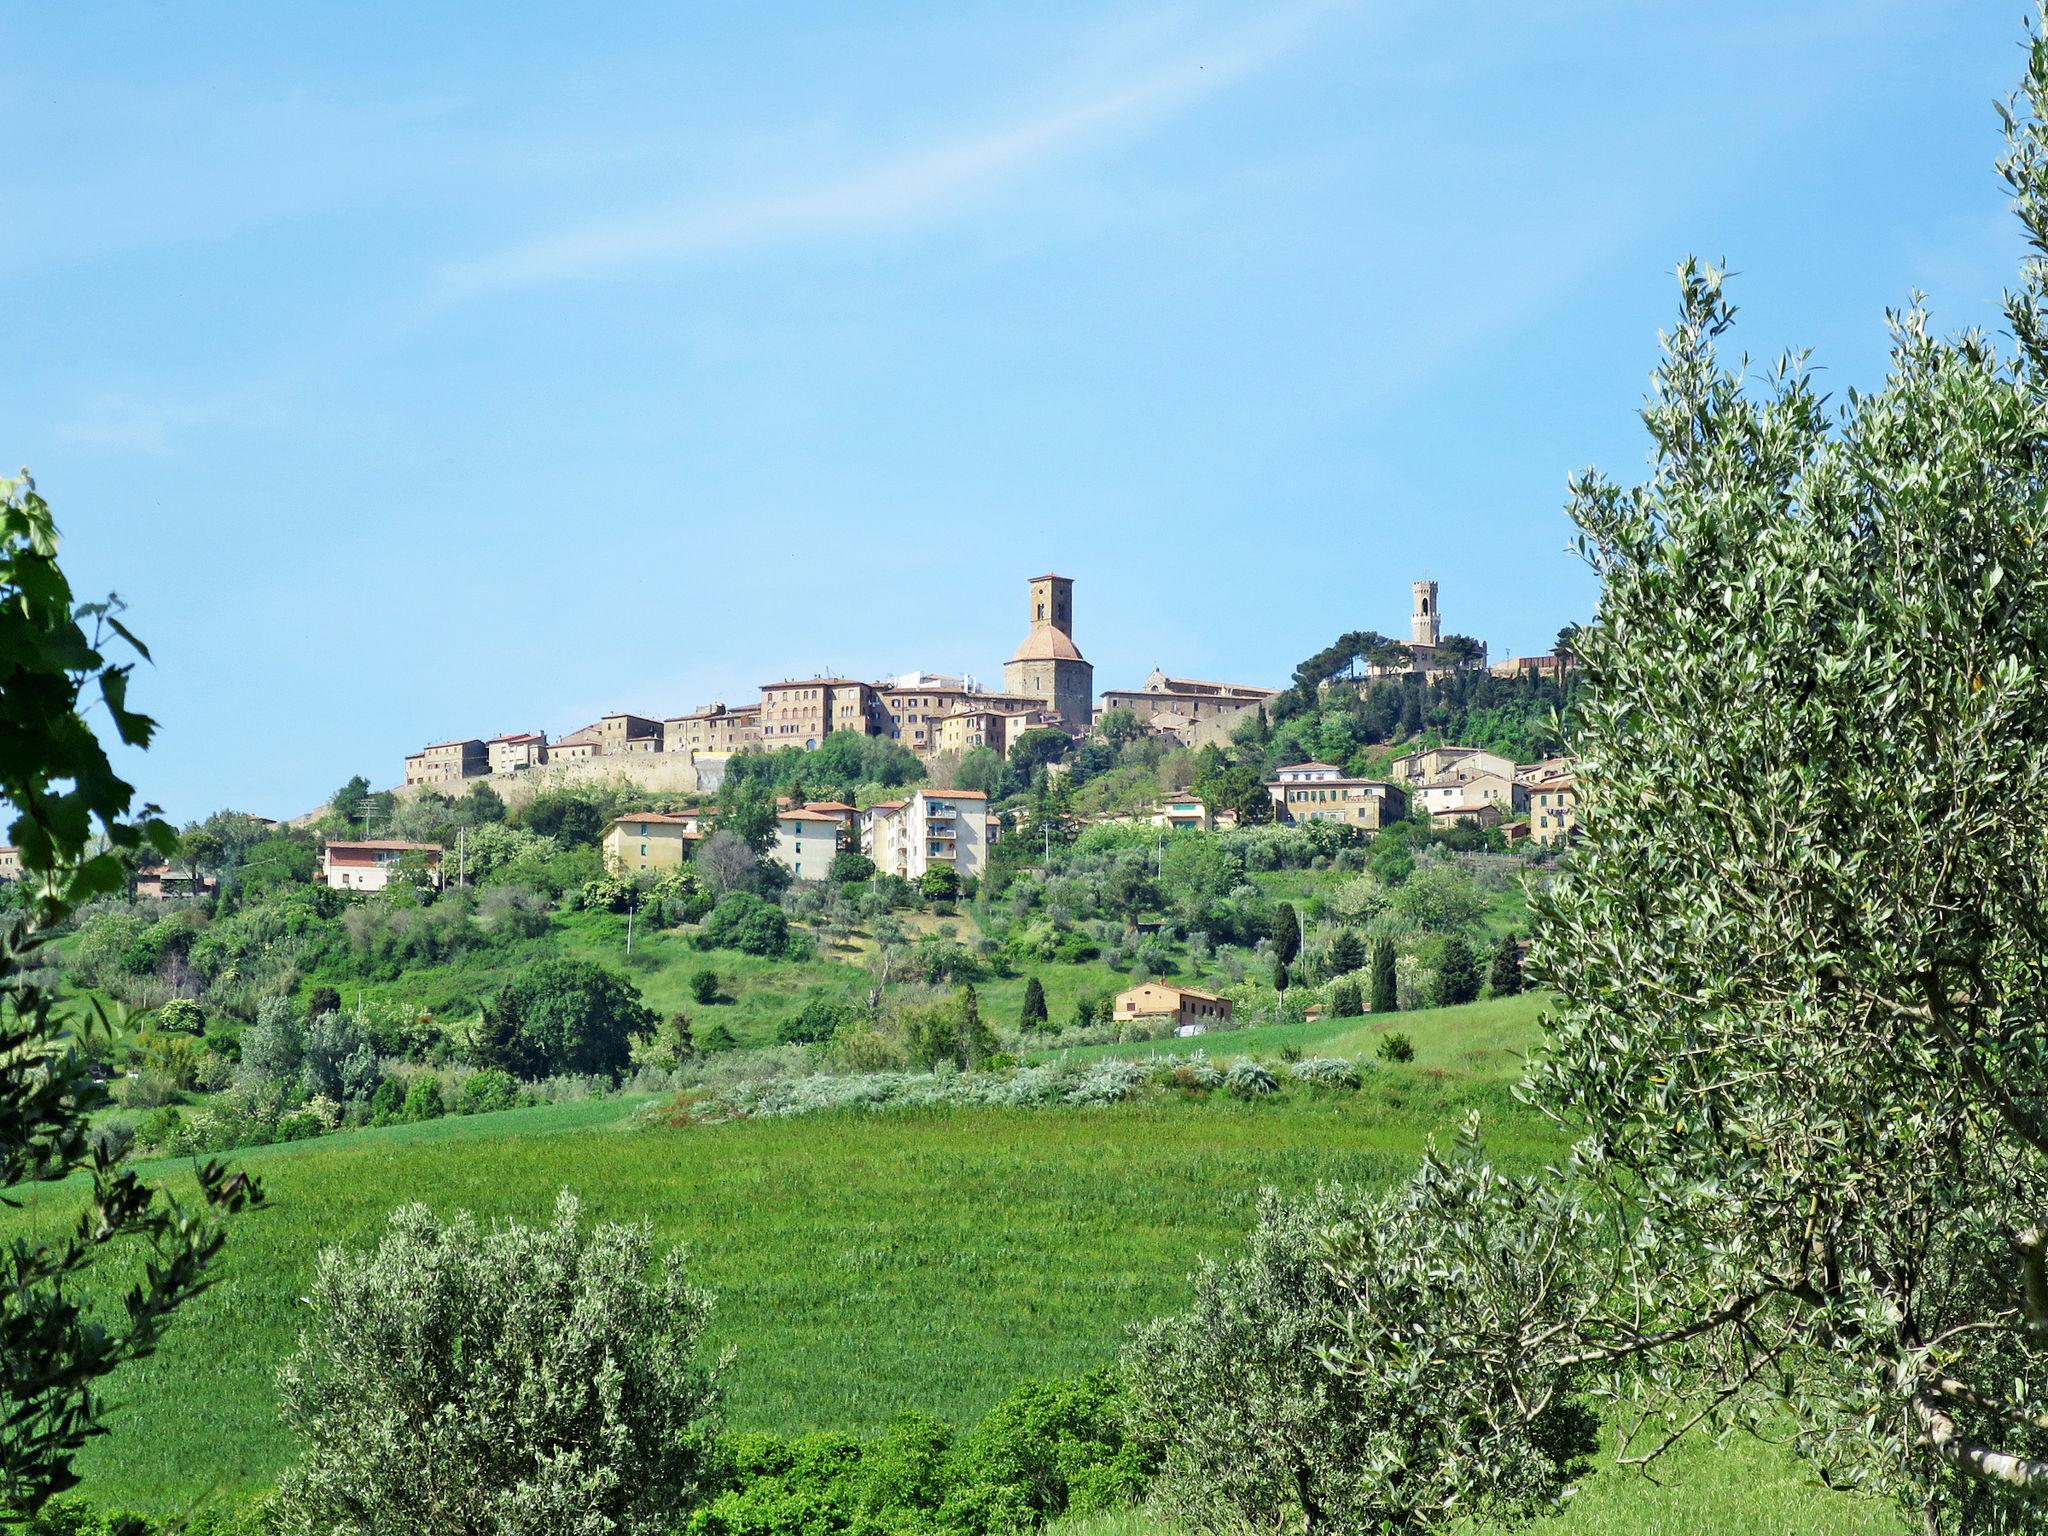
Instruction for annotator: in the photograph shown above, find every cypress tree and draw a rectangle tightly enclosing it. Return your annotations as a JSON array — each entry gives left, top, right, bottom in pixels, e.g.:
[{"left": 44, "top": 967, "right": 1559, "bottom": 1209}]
[
  {"left": 1272, "top": 902, "right": 1301, "bottom": 965},
  {"left": 1432, "top": 936, "right": 1484, "bottom": 1007},
  {"left": 1331, "top": 928, "right": 1364, "bottom": 973},
  {"left": 1020, "top": 975, "right": 1049, "bottom": 1031},
  {"left": 1331, "top": 977, "right": 1363, "bottom": 1017},
  {"left": 1369, "top": 938, "right": 1397, "bottom": 1013},
  {"left": 1273, "top": 959, "right": 1291, "bottom": 994},
  {"left": 1489, "top": 935, "right": 1524, "bottom": 997}
]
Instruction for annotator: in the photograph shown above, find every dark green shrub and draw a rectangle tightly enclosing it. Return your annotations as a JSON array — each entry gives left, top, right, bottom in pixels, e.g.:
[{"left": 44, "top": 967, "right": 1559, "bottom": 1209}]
[
  {"left": 368, "top": 1076, "right": 404, "bottom": 1126},
  {"left": 699, "top": 894, "right": 789, "bottom": 957},
  {"left": 777, "top": 999, "right": 860, "bottom": 1046},
  {"left": 402, "top": 1075, "right": 445, "bottom": 1122},
  {"left": 690, "top": 969, "right": 721, "bottom": 1005},
  {"left": 474, "top": 958, "right": 655, "bottom": 1079},
  {"left": 1377, "top": 1032, "right": 1415, "bottom": 1064},
  {"left": 460, "top": 1068, "right": 517, "bottom": 1115}
]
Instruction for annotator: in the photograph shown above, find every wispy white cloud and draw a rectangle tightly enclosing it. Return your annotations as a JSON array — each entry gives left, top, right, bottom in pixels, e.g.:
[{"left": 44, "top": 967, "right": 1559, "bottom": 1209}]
[{"left": 437, "top": 3, "right": 1348, "bottom": 300}]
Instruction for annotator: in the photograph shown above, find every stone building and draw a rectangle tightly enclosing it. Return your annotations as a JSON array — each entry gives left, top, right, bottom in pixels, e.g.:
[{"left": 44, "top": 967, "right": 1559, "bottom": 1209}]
[
  {"left": 404, "top": 738, "right": 487, "bottom": 786},
  {"left": 1096, "top": 670, "right": 1277, "bottom": 748},
  {"left": 1002, "top": 574, "right": 1093, "bottom": 729},
  {"left": 665, "top": 702, "right": 761, "bottom": 755},
  {"left": 758, "top": 678, "right": 876, "bottom": 749}
]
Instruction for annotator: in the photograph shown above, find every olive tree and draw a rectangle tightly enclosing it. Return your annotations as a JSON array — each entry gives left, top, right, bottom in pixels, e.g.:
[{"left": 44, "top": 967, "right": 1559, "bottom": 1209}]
[
  {"left": 1124, "top": 1131, "right": 1598, "bottom": 1534},
  {"left": 273, "top": 1190, "right": 724, "bottom": 1535},
  {"left": 1524, "top": 29, "right": 2048, "bottom": 1528},
  {"left": 0, "top": 472, "right": 258, "bottom": 1516}
]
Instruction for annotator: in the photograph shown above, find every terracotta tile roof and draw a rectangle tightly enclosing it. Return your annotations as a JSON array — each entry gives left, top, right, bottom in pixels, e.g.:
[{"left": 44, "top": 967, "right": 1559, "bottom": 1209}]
[
  {"left": 925, "top": 789, "right": 988, "bottom": 800},
  {"left": 777, "top": 809, "right": 842, "bottom": 823},
  {"left": 487, "top": 731, "right": 545, "bottom": 744},
  {"left": 1008, "top": 624, "right": 1085, "bottom": 663},
  {"left": 803, "top": 801, "right": 857, "bottom": 813},
  {"left": 606, "top": 813, "right": 701, "bottom": 827},
  {"left": 324, "top": 839, "right": 443, "bottom": 853}
]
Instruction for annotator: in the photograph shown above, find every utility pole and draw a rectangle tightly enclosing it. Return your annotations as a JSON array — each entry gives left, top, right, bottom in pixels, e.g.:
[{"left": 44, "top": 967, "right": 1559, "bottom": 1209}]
[
  {"left": 626, "top": 897, "right": 636, "bottom": 959},
  {"left": 458, "top": 826, "right": 467, "bottom": 887}
]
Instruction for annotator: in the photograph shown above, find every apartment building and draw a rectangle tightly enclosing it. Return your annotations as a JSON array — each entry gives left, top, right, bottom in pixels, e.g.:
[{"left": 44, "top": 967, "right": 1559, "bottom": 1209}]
[
  {"left": 404, "top": 738, "right": 487, "bottom": 786},
  {"left": 488, "top": 732, "right": 547, "bottom": 774},
  {"left": 1097, "top": 670, "right": 1278, "bottom": 748},
  {"left": 758, "top": 678, "right": 875, "bottom": 749},
  {"left": 869, "top": 788, "right": 990, "bottom": 882},
  {"left": 320, "top": 839, "right": 443, "bottom": 892},
  {"left": 666, "top": 702, "right": 761, "bottom": 755},
  {"left": 1112, "top": 983, "right": 1233, "bottom": 1036},
  {"left": 601, "top": 813, "right": 702, "bottom": 873},
  {"left": 1529, "top": 777, "right": 1580, "bottom": 846},
  {"left": 1265, "top": 762, "right": 1406, "bottom": 831},
  {"left": 932, "top": 703, "right": 1056, "bottom": 757},
  {"left": 771, "top": 807, "right": 842, "bottom": 881},
  {"left": 1416, "top": 772, "right": 1524, "bottom": 816}
]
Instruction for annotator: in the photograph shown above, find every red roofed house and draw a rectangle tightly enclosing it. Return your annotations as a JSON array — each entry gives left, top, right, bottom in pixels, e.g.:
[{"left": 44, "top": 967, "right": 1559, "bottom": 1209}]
[{"left": 321, "top": 839, "right": 444, "bottom": 892}]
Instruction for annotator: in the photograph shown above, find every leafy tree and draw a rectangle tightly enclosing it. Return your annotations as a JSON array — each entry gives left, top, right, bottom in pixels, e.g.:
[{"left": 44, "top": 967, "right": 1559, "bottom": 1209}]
[
  {"left": 1430, "top": 935, "right": 1483, "bottom": 1007},
  {"left": 272, "top": 1192, "right": 721, "bottom": 1536},
  {"left": 690, "top": 969, "right": 721, "bottom": 1006},
  {"left": 1008, "top": 728, "right": 1071, "bottom": 775},
  {"left": 1369, "top": 938, "right": 1396, "bottom": 1014},
  {"left": 714, "top": 776, "right": 779, "bottom": 855},
  {"left": 475, "top": 958, "right": 654, "bottom": 1078},
  {"left": 307, "top": 985, "right": 342, "bottom": 1019},
  {"left": 696, "top": 1022, "right": 739, "bottom": 1053},
  {"left": 1330, "top": 978, "right": 1362, "bottom": 1018},
  {"left": 1517, "top": 54, "right": 2048, "bottom": 1521},
  {"left": 1019, "top": 975, "right": 1049, "bottom": 1032},
  {"left": 0, "top": 471, "right": 257, "bottom": 1517},
  {"left": 459, "top": 780, "right": 506, "bottom": 824},
  {"left": 175, "top": 826, "right": 224, "bottom": 891},
  {"left": 1158, "top": 835, "right": 1231, "bottom": 924},
  {"left": 239, "top": 834, "right": 315, "bottom": 893},
  {"left": 400, "top": 1074, "right": 445, "bottom": 1122},
  {"left": 776, "top": 998, "right": 860, "bottom": 1046},
  {"left": 954, "top": 746, "right": 1009, "bottom": 799},
  {"left": 1553, "top": 623, "right": 1582, "bottom": 662},
  {"left": 699, "top": 892, "right": 791, "bottom": 957},
  {"left": 829, "top": 850, "right": 875, "bottom": 884},
  {"left": 1271, "top": 902, "right": 1300, "bottom": 965},
  {"left": 1097, "top": 708, "right": 1144, "bottom": 747},
  {"left": 919, "top": 866, "right": 960, "bottom": 902},
  {"left": 1488, "top": 935, "right": 1524, "bottom": 997},
  {"left": 328, "top": 775, "right": 372, "bottom": 829},
  {"left": 519, "top": 789, "right": 607, "bottom": 847}
]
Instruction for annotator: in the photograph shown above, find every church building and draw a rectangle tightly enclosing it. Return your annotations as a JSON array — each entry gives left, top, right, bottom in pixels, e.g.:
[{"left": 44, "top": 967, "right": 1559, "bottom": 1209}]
[{"left": 1003, "top": 573, "right": 1094, "bottom": 729}]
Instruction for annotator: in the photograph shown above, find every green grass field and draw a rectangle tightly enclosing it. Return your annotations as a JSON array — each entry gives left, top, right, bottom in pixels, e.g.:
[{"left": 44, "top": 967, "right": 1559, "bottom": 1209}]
[{"left": 4, "top": 987, "right": 1910, "bottom": 1533}]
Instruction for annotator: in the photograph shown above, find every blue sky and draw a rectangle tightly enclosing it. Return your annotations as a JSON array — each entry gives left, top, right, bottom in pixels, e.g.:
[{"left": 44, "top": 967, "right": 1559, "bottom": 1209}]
[{"left": 2, "top": 1, "right": 2026, "bottom": 822}]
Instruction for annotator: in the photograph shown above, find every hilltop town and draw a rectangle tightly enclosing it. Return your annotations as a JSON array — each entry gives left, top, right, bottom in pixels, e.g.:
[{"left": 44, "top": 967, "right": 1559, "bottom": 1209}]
[{"left": 360, "top": 571, "right": 1578, "bottom": 885}]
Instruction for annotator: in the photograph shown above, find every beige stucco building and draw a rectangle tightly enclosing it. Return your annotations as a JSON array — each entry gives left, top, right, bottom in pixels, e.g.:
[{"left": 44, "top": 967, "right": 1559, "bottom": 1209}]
[
  {"left": 1265, "top": 762, "right": 1406, "bottom": 831},
  {"left": 771, "top": 807, "right": 842, "bottom": 881},
  {"left": 1113, "top": 982, "right": 1233, "bottom": 1035},
  {"left": 487, "top": 731, "right": 548, "bottom": 774},
  {"left": 602, "top": 813, "right": 703, "bottom": 873},
  {"left": 1529, "top": 776, "right": 1580, "bottom": 845},
  {"left": 1003, "top": 574, "right": 1093, "bottom": 730}
]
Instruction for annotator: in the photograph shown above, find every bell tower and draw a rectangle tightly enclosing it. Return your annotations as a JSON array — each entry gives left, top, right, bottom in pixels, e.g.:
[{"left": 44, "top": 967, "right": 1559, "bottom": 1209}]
[
  {"left": 1411, "top": 579, "right": 1440, "bottom": 648},
  {"left": 1029, "top": 574, "right": 1074, "bottom": 636}
]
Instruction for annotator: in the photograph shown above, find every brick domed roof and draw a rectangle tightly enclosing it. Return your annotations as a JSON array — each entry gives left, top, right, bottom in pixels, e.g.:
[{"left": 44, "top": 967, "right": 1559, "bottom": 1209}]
[{"left": 1009, "top": 624, "right": 1086, "bottom": 663}]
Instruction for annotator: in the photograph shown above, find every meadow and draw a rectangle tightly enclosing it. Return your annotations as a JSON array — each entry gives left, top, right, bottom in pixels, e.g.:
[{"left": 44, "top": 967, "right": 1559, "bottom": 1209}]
[{"left": 4, "top": 987, "right": 1913, "bottom": 1532}]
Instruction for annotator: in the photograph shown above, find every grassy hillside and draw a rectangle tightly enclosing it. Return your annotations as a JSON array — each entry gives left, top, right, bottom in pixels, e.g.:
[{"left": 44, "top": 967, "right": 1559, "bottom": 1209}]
[{"left": 5, "top": 985, "right": 1905, "bottom": 1533}]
